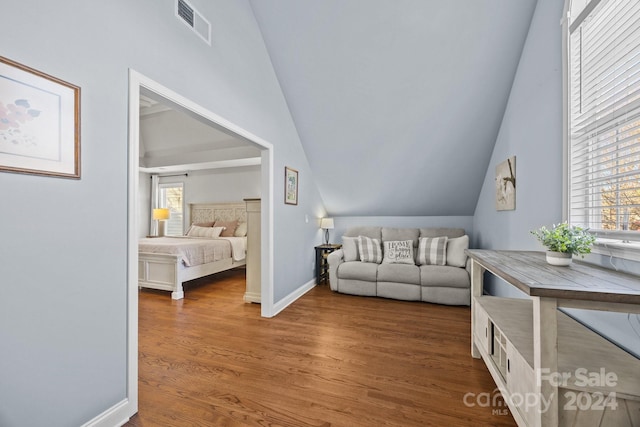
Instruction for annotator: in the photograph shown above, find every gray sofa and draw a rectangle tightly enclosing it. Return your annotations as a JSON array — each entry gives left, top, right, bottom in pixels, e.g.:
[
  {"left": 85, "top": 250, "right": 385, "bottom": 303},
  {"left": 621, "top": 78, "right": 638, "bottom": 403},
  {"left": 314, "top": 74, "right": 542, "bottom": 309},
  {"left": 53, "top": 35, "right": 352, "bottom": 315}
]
[{"left": 327, "top": 226, "right": 470, "bottom": 306}]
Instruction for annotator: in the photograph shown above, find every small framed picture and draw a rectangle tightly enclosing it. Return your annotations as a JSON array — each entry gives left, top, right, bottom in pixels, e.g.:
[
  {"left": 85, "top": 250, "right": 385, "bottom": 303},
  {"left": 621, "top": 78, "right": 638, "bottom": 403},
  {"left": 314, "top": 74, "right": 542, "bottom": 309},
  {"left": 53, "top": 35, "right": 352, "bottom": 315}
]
[
  {"left": 285, "top": 166, "right": 298, "bottom": 205},
  {"left": 0, "top": 56, "right": 81, "bottom": 178},
  {"left": 496, "top": 156, "right": 516, "bottom": 211}
]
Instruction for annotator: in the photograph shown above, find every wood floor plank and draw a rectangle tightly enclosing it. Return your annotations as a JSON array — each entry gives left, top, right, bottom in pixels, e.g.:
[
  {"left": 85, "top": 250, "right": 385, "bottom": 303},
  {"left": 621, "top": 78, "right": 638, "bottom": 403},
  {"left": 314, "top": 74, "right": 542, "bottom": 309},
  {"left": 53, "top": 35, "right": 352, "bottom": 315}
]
[{"left": 126, "top": 268, "right": 516, "bottom": 426}]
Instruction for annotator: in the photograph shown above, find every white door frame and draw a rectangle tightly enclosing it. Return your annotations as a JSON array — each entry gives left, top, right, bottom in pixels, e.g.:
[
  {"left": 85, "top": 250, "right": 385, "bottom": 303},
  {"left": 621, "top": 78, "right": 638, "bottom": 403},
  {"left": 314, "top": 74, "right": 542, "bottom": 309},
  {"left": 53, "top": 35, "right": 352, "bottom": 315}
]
[{"left": 124, "top": 69, "right": 275, "bottom": 419}]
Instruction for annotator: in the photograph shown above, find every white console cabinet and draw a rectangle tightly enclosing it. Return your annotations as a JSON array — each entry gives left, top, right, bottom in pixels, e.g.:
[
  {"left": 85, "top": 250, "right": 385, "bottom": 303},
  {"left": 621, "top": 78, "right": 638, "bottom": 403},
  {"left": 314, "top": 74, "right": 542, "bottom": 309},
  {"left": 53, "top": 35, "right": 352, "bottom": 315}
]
[{"left": 467, "top": 250, "right": 640, "bottom": 427}]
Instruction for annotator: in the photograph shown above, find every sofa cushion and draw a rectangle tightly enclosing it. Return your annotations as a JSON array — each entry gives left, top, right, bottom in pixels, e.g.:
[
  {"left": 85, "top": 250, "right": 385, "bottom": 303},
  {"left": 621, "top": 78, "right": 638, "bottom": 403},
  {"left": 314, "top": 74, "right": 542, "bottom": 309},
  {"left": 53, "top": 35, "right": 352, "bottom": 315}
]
[
  {"left": 378, "top": 263, "right": 420, "bottom": 285},
  {"left": 337, "top": 279, "right": 377, "bottom": 297},
  {"left": 344, "top": 226, "right": 381, "bottom": 240},
  {"left": 381, "top": 227, "right": 419, "bottom": 247},
  {"left": 378, "top": 282, "right": 421, "bottom": 301},
  {"left": 358, "top": 236, "right": 383, "bottom": 264},
  {"left": 420, "top": 228, "right": 465, "bottom": 239},
  {"left": 382, "top": 240, "right": 414, "bottom": 264},
  {"left": 447, "top": 235, "right": 469, "bottom": 267},
  {"left": 342, "top": 236, "right": 360, "bottom": 262},
  {"left": 422, "top": 286, "right": 470, "bottom": 306},
  {"left": 337, "top": 261, "right": 378, "bottom": 281},
  {"left": 420, "top": 265, "right": 470, "bottom": 288},
  {"left": 417, "top": 236, "right": 448, "bottom": 265}
]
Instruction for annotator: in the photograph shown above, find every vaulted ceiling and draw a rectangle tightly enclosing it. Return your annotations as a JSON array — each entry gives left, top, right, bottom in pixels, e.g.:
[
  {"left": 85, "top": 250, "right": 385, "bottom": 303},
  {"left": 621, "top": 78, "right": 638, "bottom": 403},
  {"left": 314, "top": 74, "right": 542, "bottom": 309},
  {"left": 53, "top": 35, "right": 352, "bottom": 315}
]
[
  {"left": 139, "top": 1, "right": 538, "bottom": 216},
  {"left": 250, "top": 0, "right": 538, "bottom": 216}
]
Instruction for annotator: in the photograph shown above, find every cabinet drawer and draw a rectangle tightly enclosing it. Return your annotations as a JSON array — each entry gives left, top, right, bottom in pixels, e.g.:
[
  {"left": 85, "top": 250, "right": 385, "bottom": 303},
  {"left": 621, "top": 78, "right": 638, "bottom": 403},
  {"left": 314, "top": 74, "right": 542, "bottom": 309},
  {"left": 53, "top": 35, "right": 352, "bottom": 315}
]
[{"left": 474, "top": 301, "right": 490, "bottom": 354}]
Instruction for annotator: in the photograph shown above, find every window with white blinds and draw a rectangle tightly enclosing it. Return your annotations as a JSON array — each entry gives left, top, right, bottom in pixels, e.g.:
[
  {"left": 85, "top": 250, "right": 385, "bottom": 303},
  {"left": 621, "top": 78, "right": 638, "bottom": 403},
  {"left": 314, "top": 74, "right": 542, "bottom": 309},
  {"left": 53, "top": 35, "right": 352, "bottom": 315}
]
[
  {"left": 568, "top": 0, "right": 640, "bottom": 248},
  {"left": 158, "top": 183, "right": 184, "bottom": 236}
]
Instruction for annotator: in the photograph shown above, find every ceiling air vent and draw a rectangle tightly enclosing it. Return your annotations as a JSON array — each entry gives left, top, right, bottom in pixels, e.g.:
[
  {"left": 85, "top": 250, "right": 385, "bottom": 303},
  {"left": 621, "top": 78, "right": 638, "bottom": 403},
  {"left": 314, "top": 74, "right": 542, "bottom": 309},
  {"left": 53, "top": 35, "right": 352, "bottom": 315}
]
[{"left": 176, "top": 0, "right": 211, "bottom": 45}]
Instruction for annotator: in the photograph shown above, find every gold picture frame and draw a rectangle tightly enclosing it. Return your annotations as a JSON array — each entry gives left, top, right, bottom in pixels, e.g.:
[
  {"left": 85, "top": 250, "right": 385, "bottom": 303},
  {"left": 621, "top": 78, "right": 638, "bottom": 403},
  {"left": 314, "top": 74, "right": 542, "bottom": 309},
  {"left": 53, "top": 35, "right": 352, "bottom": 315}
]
[
  {"left": 0, "top": 56, "right": 80, "bottom": 178},
  {"left": 285, "top": 166, "right": 298, "bottom": 205}
]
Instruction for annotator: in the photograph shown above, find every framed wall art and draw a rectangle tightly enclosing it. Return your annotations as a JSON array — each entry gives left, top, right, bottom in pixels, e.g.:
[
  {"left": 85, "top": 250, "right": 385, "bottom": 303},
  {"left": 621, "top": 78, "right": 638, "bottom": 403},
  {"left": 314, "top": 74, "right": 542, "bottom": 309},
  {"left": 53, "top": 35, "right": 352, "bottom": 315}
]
[
  {"left": 0, "top": 56, "right": 80, "bottom": 178},
  {"left": 285, "top": 166, "right": 298, "bottom": 205},
  {"left": 495, "top": 156, "right": 516, "bottom": 211}
]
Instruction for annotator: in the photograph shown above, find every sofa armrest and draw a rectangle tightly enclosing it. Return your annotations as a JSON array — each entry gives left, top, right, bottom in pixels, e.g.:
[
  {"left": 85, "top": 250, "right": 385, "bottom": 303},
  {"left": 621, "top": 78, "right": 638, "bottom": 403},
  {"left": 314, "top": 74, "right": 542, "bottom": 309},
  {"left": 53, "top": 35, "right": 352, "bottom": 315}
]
[
  {"left": 327, "top": 249, "right": 344, "bottom": 291},
  {"left": 465, "top": 257, "right": 471, "bottom": 276}
]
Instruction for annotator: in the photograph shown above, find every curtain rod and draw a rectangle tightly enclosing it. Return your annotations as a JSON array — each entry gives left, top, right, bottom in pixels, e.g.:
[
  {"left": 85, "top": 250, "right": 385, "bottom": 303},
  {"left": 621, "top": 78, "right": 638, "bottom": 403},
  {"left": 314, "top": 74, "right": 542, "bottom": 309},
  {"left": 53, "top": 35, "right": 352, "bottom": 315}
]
[{"left": 151, "top": 173, "right": 188, "bottom": 178}]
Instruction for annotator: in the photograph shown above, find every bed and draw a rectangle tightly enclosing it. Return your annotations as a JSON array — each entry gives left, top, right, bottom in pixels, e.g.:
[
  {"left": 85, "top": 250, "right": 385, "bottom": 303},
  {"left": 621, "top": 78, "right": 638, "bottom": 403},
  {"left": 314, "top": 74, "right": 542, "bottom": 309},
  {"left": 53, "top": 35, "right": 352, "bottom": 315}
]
[{"left": 138, "top": 202, "right": 248, "bottom": 299}]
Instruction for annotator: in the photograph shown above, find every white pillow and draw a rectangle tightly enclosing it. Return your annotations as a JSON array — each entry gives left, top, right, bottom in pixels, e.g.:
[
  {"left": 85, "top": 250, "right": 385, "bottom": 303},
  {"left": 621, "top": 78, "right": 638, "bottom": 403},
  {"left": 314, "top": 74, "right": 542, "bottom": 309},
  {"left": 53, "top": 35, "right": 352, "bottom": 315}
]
[
  {"left": 357, "top": 236, "right": 382, "bottom": 264},
  {"left": 417, "top": 236, "right": 448, "bottom": 266},
  {"left": 446, "top": 235, "right": 469, "bottom": 267},
  {"left": 382, "top": 240, "right": 414, "bottom": 264},
  {"left": 187, "top": 225, "right": 224, "bottom": 238},
  {"left": 341, "top": 236, "right": 360, "bottom": 262},
  {"left": 234, "top": 222, "right": 248, "bottom": 237}
]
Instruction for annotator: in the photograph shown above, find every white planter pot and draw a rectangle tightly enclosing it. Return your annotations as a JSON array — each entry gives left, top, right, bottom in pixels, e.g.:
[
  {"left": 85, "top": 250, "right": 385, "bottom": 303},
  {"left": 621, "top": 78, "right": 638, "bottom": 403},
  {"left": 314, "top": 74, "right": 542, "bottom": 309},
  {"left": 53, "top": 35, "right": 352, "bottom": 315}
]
[{"left": 546, "top": 251, "right": 572, "bottom": 266}]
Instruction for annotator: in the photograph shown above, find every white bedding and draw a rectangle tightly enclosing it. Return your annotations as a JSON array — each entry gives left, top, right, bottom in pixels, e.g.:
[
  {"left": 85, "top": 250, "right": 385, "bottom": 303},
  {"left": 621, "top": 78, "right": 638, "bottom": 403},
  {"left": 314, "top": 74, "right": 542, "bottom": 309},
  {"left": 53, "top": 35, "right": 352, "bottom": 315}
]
[
  {"left": 138, "top": 236, "right": 246, "bottom": 266},
  {"left": 221, "top": 237, "right": 247, "bottom": 262}
]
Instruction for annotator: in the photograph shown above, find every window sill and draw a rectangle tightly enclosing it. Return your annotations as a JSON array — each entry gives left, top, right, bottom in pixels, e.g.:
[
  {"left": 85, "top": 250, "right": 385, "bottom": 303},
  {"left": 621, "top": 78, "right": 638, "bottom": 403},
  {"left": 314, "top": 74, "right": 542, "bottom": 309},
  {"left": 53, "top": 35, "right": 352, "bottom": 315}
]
[{"left": 592, "top": 239, "right": 640, "bottom": 263}]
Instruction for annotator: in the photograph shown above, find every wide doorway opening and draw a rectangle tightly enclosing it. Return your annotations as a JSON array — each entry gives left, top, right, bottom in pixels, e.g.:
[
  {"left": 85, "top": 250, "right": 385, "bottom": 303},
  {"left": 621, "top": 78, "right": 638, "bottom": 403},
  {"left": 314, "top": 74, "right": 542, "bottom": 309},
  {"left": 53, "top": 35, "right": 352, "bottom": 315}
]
[{"left": 126, "top": 69, "right": 274, "bottom": 415}]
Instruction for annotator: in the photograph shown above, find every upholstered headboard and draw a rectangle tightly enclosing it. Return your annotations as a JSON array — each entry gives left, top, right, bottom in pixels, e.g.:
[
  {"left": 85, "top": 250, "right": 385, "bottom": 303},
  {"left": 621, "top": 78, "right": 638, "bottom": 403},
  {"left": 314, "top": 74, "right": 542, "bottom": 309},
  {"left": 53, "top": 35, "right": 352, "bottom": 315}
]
[{"left": 188, "top": 202, "right": 247, "bottom": 227}]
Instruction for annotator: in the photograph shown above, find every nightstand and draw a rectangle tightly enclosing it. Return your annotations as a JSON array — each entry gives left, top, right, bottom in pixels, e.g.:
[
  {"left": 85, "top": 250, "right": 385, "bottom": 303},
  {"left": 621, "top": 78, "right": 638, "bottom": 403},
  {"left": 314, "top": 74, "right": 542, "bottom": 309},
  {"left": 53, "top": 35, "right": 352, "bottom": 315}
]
[{"left": 315, "top": 244, "right": 342, "bottom": 285}]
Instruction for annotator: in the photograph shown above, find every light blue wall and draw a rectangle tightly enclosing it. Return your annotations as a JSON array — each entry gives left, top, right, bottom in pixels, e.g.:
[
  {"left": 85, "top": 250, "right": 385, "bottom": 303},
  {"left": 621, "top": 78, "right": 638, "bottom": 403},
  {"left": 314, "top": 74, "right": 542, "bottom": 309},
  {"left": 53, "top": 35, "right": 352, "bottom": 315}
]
[
  {"left": 331, "top": 216, "right": 474, "bottom": 246},
  {"left": 473, "top": 0, "right": 563, "bottom": 254},
  {"left": 0, "top": 1, "right": 324, "bottom": 426},
  {"left": 139, "top": 167, "right": 261, "bottom": 238},
  {"left": 472, "top": 0, "right": 640, "bottom": 358}
]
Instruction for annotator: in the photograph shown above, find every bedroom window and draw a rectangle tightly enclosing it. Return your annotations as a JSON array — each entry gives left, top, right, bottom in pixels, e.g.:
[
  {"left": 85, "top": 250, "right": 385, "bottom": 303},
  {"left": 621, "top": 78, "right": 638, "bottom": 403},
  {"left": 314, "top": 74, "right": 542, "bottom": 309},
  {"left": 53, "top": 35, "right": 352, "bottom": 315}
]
[
  {"left": 158, "top": 183, "right": 184, "bottom": 236},
  {"left": 567, "top": 0, "right": 640, "bottom": 260}
]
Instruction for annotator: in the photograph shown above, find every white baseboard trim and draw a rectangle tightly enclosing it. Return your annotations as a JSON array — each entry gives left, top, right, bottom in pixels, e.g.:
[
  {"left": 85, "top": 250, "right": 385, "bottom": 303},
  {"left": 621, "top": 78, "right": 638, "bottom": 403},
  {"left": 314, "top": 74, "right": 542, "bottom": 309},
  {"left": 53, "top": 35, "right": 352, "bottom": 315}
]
[
  {"left": 272, "top": 278, "right": 316, "bottom": 316},
  {"left": 244, "top": 291, "right": 262, "bottom": 303},
  {"left": 81, "top": 398, "right": 134, "bottom": 427}
]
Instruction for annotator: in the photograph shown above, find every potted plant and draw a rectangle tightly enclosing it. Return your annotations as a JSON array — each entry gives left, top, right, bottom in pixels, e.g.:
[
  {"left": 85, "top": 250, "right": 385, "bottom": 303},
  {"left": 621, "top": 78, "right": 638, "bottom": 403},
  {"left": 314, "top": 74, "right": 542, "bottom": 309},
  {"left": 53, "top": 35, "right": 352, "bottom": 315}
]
[{"left": 530, "top": 222, "right": 596, "bottom": 266}]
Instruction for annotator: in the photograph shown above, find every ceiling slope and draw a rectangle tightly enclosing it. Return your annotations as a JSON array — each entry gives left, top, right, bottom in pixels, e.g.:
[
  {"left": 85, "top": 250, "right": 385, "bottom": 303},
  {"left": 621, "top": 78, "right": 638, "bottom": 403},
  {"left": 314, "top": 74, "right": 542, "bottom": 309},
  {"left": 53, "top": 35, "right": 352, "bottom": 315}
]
[{"left": 250, "top": 0, "right": 537, "bottom": 216}]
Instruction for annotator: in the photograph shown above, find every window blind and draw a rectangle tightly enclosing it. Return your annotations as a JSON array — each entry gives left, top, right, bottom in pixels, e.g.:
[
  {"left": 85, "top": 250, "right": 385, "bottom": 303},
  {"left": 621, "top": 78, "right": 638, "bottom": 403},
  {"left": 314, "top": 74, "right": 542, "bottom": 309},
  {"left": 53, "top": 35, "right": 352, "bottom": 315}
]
[
  {"left": 569, "top": 0, "right": 640, "bottom": 241},
  {"left": 159, "top": 183, "right": 184, "bottom": 236}
]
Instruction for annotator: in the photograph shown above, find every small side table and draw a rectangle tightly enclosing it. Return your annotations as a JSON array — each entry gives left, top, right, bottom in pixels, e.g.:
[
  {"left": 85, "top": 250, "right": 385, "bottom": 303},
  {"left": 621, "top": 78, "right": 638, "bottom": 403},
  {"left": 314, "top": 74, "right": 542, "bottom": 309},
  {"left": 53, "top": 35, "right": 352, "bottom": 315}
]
[{"left": 315, "top": 244, "right": 342, "bottom": 285}]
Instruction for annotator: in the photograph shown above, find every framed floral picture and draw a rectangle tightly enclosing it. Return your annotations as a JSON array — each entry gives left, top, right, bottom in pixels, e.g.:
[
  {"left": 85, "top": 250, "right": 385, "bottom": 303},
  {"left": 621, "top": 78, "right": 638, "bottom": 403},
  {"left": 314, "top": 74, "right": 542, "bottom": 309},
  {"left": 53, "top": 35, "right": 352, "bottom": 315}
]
[
  {"left": 0, "top": 56, "right": 80, "bottom": 178},
  {"left": 285, "top": 166, "right": 298, "bottom": 205}
]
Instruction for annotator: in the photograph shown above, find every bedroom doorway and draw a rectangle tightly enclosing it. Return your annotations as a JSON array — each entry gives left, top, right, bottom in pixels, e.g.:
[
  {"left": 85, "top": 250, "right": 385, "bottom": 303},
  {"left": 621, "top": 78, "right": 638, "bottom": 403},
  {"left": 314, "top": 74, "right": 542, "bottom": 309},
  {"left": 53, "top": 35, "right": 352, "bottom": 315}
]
[{"left": 126, "top": 69, "right": 274, "bottom": 416}]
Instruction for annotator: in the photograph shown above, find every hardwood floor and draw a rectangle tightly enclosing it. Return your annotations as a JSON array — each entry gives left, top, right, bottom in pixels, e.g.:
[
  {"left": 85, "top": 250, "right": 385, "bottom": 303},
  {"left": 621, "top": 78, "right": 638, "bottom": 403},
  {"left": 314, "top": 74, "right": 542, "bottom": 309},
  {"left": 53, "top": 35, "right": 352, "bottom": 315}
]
[{"left": 126, "top": 268, "right": 516, "bottom": 427}]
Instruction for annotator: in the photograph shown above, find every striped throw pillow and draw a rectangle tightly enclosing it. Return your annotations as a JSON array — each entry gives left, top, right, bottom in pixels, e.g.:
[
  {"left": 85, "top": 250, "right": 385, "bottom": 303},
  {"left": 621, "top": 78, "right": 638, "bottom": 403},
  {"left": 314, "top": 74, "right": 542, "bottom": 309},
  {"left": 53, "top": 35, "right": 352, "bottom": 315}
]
[
  {"left": 187, "top": 225, "right": 224, "bottom": 238},
  {"left": 417, "top": 236, "right": 448, "bottom": 265},
  {"left": 357, "top": 236, "right": 383, "bottom": 264}
]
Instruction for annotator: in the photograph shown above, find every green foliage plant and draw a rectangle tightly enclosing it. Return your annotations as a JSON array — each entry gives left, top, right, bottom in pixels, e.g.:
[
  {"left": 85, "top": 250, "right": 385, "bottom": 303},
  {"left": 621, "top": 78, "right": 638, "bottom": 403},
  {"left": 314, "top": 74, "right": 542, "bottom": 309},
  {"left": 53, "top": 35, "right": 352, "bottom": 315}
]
[{"left": 530, "top": 222, "right": 596, "bottom": 256}]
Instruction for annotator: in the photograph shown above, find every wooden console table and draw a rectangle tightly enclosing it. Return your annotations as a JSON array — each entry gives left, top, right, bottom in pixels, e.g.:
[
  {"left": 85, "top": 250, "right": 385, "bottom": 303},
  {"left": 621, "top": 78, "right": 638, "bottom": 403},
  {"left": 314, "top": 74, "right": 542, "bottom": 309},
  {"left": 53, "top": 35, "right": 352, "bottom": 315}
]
[{"left": 466, "top": 250, "right": 640, "bottom": 427}]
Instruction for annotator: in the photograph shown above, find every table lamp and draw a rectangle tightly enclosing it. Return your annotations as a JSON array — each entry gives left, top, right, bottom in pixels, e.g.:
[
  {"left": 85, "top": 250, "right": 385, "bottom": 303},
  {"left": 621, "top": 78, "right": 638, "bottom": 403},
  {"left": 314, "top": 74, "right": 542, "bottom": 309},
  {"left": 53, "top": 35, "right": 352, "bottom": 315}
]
[
  {"left": 320, "top": 218, "right": 334, "bottom": 245},
  {"left": 153, "top": 208, "right": 170, "bottom": 236}
]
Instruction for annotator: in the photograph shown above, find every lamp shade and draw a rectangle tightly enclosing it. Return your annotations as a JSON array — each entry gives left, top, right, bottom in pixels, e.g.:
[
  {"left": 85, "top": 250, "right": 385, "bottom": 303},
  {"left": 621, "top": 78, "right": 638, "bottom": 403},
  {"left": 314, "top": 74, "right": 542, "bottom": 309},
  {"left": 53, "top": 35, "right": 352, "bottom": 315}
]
[
  {"left": 152, "top": 208, "right": 170, "bottom": 220},
  {"left": 320, "top": 218, "right": 334, "bottom": 230}
]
